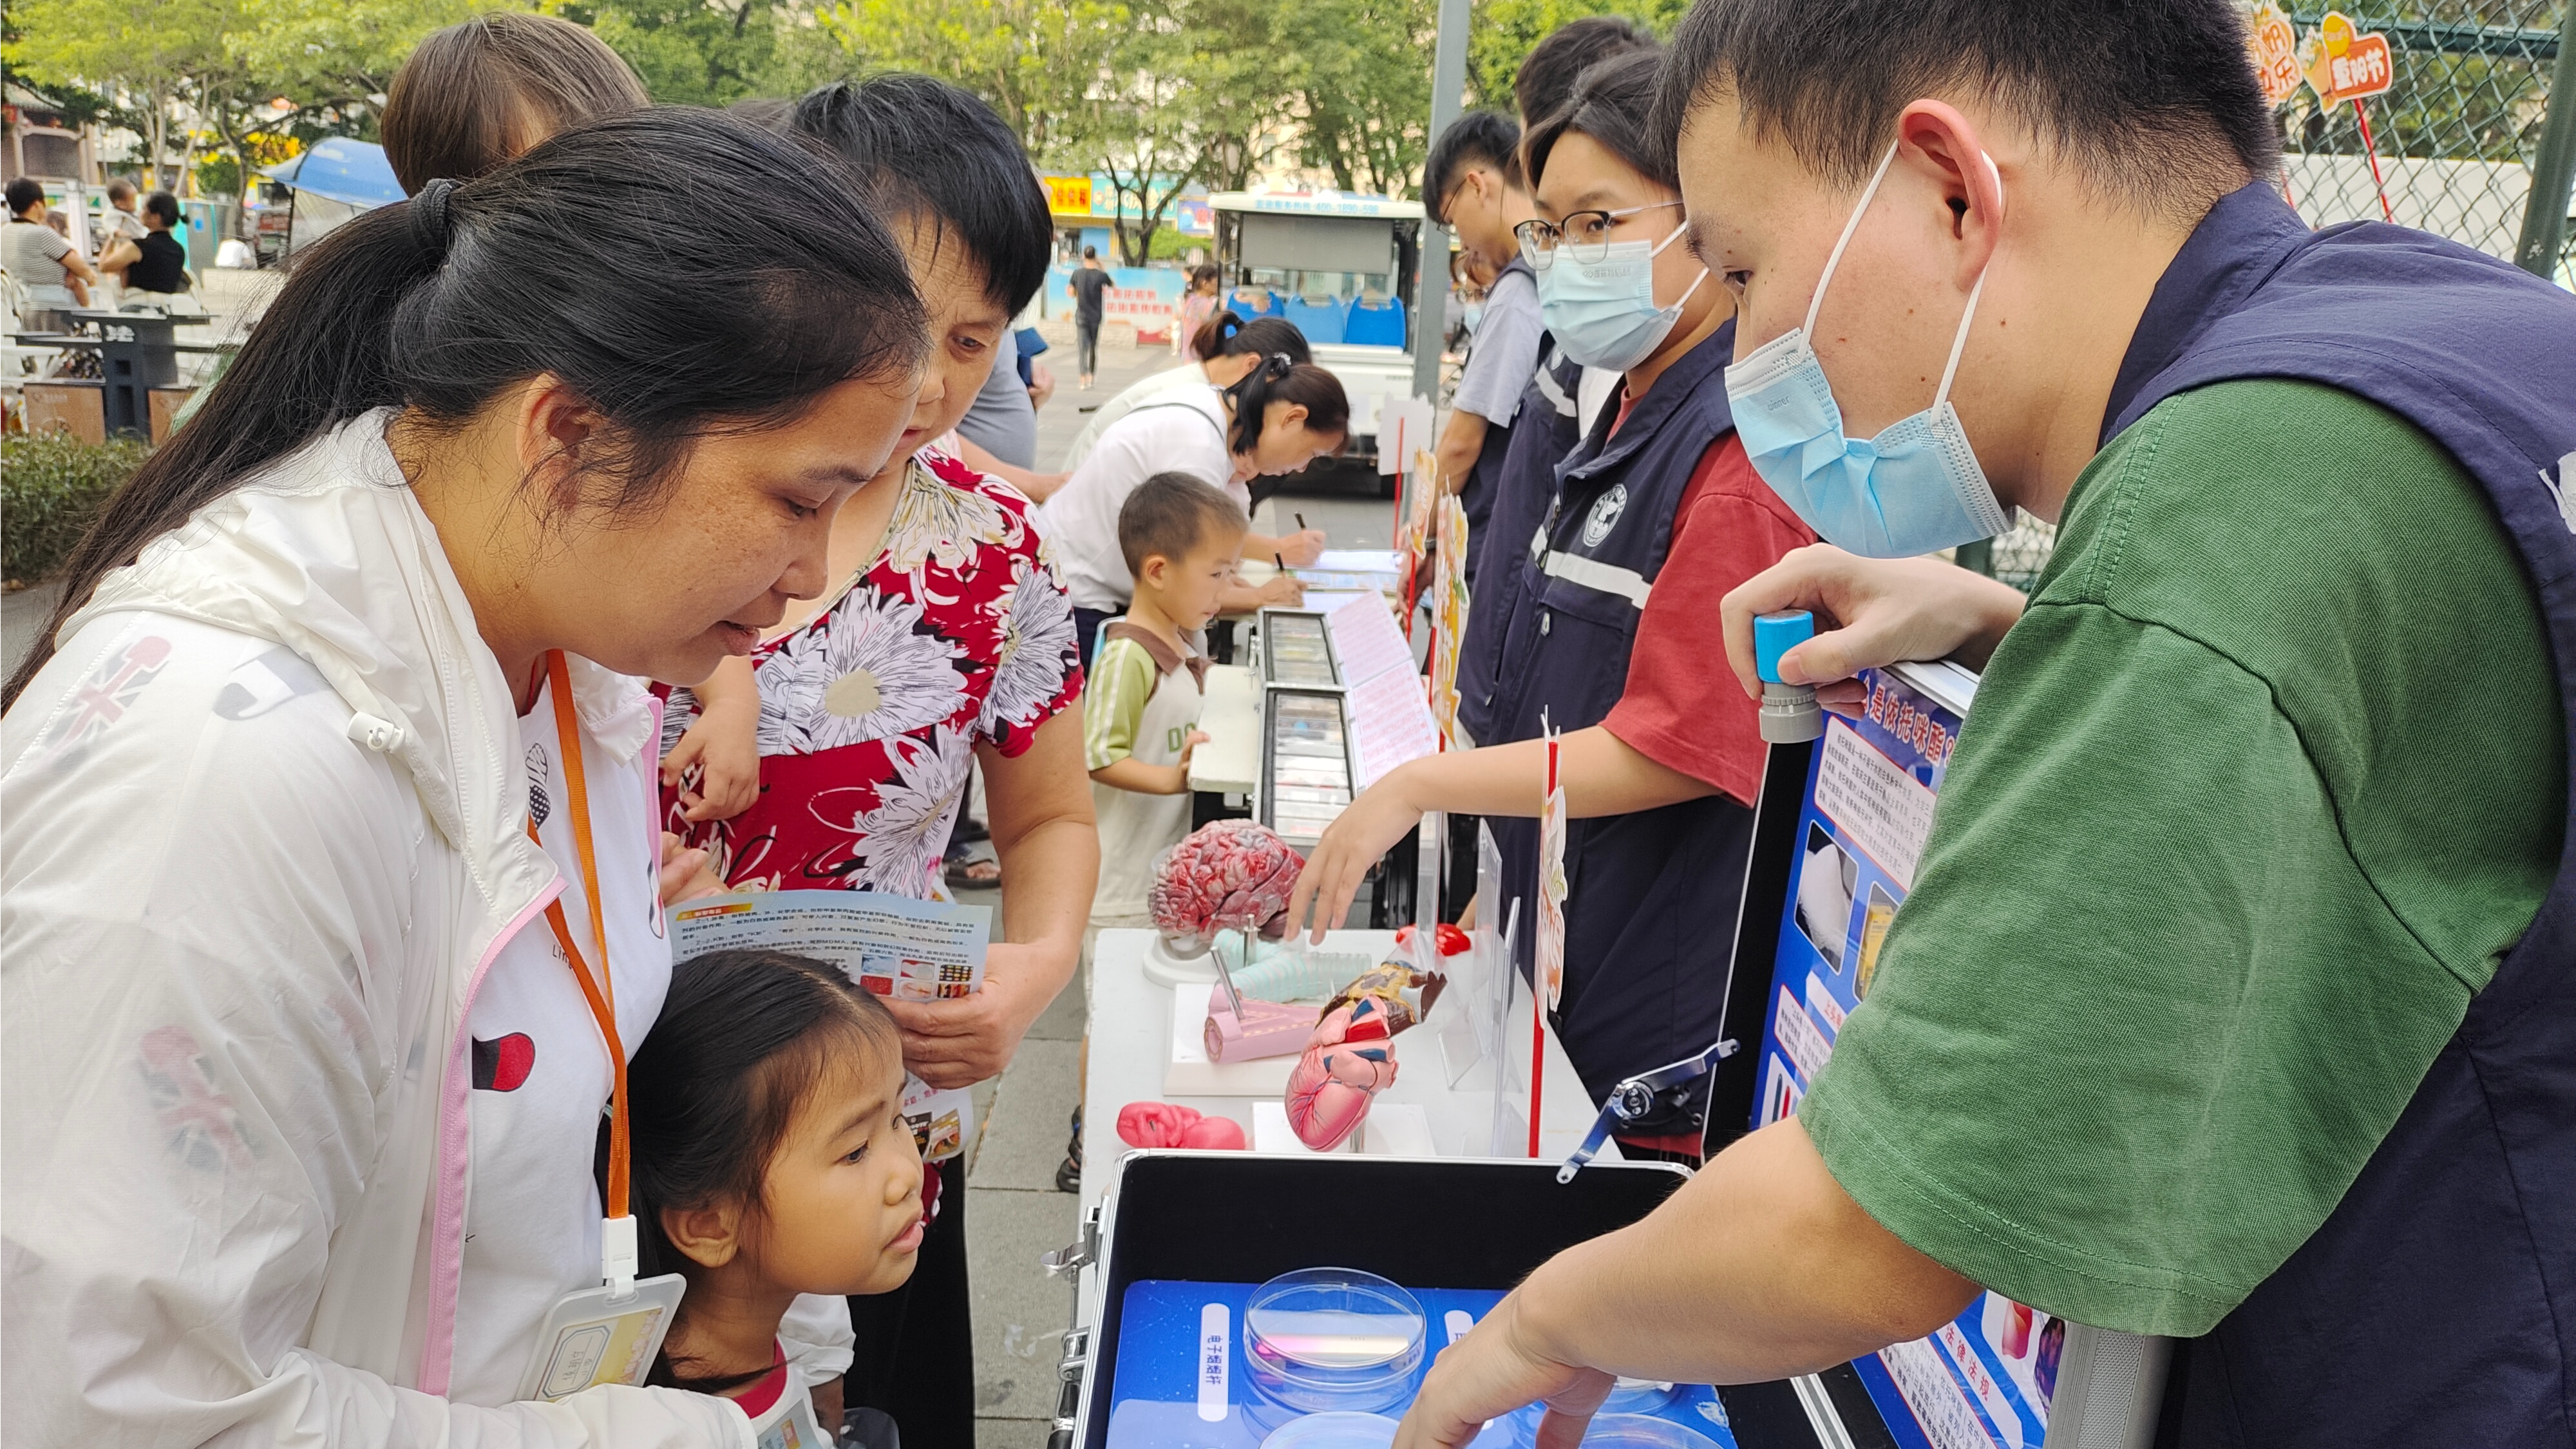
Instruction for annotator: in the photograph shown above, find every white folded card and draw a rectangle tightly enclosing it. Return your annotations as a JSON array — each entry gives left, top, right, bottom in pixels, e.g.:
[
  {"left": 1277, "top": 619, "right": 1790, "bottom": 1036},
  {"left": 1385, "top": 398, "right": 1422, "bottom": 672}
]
[{"left": 1252, "top": 1099, "right": 1351, "bottom": 1154}]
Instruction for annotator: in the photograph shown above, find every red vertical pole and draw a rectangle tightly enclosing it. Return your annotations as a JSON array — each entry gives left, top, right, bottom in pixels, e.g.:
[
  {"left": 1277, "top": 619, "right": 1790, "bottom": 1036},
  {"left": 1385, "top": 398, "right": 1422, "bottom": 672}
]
[
  {"left": 1528, "top": 733, "right": 1558, "bottom": 1159},
  {"left": 2351, "top": 99, "right": 2396, "bottom": 222}
]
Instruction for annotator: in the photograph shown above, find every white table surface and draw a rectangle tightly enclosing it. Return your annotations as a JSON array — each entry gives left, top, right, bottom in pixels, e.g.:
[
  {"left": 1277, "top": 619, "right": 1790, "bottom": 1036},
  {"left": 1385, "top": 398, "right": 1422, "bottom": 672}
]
[{"left": 1076, "top": 928, "right": 1613, "bottom": 1220}]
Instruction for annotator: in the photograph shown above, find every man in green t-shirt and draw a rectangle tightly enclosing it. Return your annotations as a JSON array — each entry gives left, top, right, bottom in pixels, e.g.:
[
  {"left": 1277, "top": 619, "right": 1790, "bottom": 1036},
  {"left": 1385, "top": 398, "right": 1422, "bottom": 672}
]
[{"left": 1391, "top": 3, "right": 2571, "bottom": 1448}]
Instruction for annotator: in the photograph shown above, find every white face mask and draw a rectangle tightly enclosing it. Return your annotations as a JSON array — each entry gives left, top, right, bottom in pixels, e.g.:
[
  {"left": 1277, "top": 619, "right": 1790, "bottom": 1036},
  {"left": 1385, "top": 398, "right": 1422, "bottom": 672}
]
[{"left": 1536, "top": 220, "right": 1710, "bottom": 374}]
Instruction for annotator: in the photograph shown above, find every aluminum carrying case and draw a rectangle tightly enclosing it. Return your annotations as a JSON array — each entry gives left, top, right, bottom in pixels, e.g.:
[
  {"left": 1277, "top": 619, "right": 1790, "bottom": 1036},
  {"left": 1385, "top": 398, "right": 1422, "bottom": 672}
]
[{"left": 1049, "top": 1150, "right": 1893, "bottom": 1449}]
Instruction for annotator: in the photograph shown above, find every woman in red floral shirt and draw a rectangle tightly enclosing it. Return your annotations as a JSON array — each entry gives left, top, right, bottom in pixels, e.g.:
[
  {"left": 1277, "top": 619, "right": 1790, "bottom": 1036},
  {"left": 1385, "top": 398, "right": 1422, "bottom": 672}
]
[
  {"left": 661, "top": 446, "right": 1083, "bottom": 898},
  {"left": 658, "top": 77, "right": 1099, "bottom": 1444}
]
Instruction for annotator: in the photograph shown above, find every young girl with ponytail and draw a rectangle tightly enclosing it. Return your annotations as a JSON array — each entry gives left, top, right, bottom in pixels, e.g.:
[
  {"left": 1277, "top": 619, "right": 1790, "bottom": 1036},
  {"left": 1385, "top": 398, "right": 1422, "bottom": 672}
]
[
  {"left": 1, "top": 110, "right": 926, "bottom": 1446},
  {"left": 1043, "top": 352, "right": 1353, "bottom": 661}
]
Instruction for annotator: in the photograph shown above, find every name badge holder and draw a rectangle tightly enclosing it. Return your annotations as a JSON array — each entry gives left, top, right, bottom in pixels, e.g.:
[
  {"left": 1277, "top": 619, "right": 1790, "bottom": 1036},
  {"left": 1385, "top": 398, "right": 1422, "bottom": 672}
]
[
  {"left": 513, "top": 650, "right": 693, "bottom": 1402},
  {"left": 744, "top": 1381, "right": 829, "bottom": 1449}
]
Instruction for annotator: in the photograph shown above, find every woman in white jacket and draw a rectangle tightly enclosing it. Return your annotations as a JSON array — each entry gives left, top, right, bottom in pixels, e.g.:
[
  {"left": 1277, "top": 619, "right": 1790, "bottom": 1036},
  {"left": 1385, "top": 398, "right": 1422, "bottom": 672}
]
[{"left": 0, "top": 111, "right": 928, "bottom": 1446}]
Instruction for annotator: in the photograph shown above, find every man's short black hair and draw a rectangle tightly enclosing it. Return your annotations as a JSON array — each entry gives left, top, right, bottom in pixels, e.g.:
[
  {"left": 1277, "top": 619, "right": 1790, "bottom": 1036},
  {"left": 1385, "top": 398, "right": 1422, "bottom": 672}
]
[
  {"left": 1654, "top": 0, "right": 2275, "bottom": 219},
  {"left": 1083, "top": 244, "right": 1098, "bottom": 259},
  {"left": 1528, "top": 52, "right": 1678, "bottom": 194},
  {"left": 142, "top": 191, "right": 180, "bottom": 227},
  {"left": 1425, "top": 111, "right": 1524, "bottom": 225},
  {"left": 791, "top": 74, "right": 1055, "bottom": 314},
  {"left": 1515, "top": 15, "right": 1659, "bottom": 129},
  {"left": 1119, "top": 471, "right": 1248, "bottom": 577},
  {"left": 6, "top": 177, "right": 45, "bottom": 216}
]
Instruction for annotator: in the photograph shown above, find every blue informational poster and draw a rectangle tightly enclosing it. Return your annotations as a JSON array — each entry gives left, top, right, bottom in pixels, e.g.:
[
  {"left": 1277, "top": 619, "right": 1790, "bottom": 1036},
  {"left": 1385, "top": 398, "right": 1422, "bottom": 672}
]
[{"left": 1750, "top": 665, "right": 2067, "bottom": 1449}]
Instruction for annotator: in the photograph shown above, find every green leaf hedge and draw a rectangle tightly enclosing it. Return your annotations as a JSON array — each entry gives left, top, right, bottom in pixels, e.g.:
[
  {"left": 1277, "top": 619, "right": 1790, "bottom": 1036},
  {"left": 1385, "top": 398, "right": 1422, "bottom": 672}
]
[{"left": 4, "top": 432, "right": 150, "bottom": 585}]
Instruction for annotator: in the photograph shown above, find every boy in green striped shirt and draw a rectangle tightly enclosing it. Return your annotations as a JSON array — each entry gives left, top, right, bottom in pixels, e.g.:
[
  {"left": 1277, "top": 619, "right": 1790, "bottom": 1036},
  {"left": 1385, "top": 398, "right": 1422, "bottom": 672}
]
[{"left": 1082, "top": 473, "right": 1246, "bottom": 919}]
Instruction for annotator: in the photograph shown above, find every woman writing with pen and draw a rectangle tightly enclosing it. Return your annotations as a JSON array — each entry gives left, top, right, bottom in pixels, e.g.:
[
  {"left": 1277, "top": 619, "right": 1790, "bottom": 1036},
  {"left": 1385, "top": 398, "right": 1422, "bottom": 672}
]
[{"left": 1041, "top": 355, "right": 1350, "bottom": 664}]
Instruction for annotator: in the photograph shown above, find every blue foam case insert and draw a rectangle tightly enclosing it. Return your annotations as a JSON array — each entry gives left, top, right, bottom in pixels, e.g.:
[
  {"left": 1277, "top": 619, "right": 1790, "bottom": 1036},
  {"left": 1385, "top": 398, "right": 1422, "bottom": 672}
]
[{"left": 1107, "top": 1278, "right": 1738, "bottom": 1447}]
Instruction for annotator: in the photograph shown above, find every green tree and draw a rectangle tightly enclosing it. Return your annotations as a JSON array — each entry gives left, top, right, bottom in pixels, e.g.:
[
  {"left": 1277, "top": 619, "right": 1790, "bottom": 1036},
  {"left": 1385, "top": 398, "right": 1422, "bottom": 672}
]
[
  {"left": 10, "top": 0, "right": 489, "bottom": 196},
  {"left": 1154, "top": 0, "right": 1295, "bottom": 193},
  {"left": 230, "top": 0, "right": 497, "bottom": 120},
  {"left": 819, "top": 0, "right": 1126, "bottom": 154},
  {"left": 1056, "top": 8, "right": 1198, "bottom": 263},
  {"left": 1465, "top": 0, "right": 1685, "bottom": 113},
  {"left": 1293, "top": 0, "right": 1437, "bottom": 196},
  {"left": 577, "top": 0, "right": 849, "bottom": 107},
  {"left": 6, "top": 0, "right": 246, "bottom": 179}
]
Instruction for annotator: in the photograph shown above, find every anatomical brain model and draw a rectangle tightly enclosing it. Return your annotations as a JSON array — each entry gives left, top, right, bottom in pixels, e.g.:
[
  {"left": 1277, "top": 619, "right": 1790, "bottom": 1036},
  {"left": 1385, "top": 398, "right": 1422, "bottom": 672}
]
[{"left": 1146, "top": 820, "right": 1305, "bottom": 954}]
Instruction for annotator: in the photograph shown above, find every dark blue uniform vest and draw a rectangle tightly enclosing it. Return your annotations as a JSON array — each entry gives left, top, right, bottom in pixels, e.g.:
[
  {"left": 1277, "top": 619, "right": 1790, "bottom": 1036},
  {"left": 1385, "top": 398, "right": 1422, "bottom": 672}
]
[
  {"left": 2103, "top": 183, "right": 2576, "bottom": 1449},
  {"left": 1458, "top": 259, "right": 1541, "bottom": 598},
  {"left": 1457, "top": 339, "right": 1585, "bottom": 746},
  {"left": 1485, "top": 321, "right": 1756, "bottom": 1127}
]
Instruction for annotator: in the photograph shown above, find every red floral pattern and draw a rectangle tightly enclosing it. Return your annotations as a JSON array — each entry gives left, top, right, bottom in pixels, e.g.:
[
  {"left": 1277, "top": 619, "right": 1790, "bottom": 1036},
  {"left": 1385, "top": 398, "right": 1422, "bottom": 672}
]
[{"left": 660, "top": 448, "right": 1083, "bottom": 896}]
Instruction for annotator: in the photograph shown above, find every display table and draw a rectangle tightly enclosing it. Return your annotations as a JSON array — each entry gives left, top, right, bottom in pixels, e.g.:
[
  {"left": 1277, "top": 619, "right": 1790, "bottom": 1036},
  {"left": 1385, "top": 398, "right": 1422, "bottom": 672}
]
[
  {"left": 1076, "top": 927, "right": 1613, "bottom": 1218},
  {"left": 1186, "top": 663, "right": 1260, "bottom": 795}
]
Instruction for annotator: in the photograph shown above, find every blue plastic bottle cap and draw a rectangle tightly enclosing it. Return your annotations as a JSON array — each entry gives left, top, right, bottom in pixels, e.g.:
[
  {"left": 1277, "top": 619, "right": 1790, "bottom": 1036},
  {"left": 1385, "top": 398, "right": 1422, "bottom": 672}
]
[{"left": 1752, "top": 611, "right": 1815, "bottom": 684}]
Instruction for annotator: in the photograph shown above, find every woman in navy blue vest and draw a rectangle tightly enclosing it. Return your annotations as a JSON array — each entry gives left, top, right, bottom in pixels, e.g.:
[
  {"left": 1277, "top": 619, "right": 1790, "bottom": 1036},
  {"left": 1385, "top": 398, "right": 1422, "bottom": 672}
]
[{"left": 1291, "top": 52, "right": 1814, "bottom": 1157}]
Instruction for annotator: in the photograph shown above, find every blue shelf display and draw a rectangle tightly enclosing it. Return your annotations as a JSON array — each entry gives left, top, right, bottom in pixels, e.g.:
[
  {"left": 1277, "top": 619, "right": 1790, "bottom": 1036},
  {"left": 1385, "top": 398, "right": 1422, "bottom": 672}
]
[
  {"left": 1748, "top": 665, "right": 2067, "bottom": 1449},
  {"left": 1108, "top": 1278, "right": 1737, "bottom": 1448}
]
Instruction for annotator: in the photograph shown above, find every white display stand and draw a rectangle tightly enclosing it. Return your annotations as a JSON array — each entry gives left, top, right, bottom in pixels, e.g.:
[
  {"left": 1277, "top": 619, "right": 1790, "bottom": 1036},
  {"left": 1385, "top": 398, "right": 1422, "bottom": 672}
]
[{"left": 1077, "top": 927, "right": 1613, "bottom": 1218}]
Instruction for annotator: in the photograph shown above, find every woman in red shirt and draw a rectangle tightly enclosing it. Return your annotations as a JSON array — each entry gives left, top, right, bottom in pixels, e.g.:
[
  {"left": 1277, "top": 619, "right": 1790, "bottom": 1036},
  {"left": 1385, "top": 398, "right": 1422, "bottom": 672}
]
[{"left": 658, "top": 77, "right": 1096, "bottom": 1444}]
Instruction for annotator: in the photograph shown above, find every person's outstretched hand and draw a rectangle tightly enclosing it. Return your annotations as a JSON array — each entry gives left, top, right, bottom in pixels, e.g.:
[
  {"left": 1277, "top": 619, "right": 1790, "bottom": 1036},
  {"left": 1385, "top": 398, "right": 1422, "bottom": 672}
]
[
  {"left": 661, "top": 702, "right": 762, "bottom": 822},
  {"left": 658, "top": 831, "right": 727, "bottom": 907},
  {"left": 1284, "top": 768, "right": 1424, "bottom": 943},
  {"left": 1393, "top": 1291, "right": 1614, "bottom": 1449},
  {"left": 1256, "top": 573, "right": 1306, "bottom": 607},
  {"left": 885, "top": 941, "right": 1070, "bottom": 1088},
  {"left": 1719, "top": 545, "right": 2028, "bottom": 714},
  {"left": 1274, "top": 528, "right": 1330, "bottom": 567}
]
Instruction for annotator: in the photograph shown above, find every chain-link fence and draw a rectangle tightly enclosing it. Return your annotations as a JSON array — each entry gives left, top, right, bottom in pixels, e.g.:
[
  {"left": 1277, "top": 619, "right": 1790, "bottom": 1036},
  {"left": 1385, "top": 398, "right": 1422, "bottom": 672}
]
[
  {"left": 1953, "top": 514, "right": 2061, "bottom": 594},
  {"left": 2275, "top": 3, "right": 2574, "bottom": 284}
]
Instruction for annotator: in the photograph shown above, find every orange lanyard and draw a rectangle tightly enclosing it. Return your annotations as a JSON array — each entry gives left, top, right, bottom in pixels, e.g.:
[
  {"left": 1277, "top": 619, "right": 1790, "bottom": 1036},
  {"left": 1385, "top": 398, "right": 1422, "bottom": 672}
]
[{"left": 527, "top": 650, "right": 630, "bottom": 1229}]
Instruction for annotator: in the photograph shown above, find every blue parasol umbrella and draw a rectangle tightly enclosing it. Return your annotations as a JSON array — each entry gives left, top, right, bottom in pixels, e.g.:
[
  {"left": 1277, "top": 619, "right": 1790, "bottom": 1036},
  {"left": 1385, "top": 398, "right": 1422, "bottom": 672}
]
[{"left": 261, "top": 137, "right": 406, "bottom": 208}]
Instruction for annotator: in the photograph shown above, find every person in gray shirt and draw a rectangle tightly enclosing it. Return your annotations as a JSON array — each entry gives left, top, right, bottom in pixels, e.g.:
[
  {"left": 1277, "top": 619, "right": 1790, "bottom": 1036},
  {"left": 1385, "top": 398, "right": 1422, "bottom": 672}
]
[
  {"left": 956, "top": 322, "right": 1037, "bottom": 467},
  {"left": 4, "top": 177, "right": 98, "bottom": 325},
  {"left": 1423, "top": 112, "right": 1546, "bottom": 589}
]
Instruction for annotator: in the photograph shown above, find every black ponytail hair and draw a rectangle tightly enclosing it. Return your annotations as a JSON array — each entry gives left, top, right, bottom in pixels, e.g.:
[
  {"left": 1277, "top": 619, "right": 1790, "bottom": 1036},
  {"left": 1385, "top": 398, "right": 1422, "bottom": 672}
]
[
  {"left": 1188, "top": 310, "right": 1314, "bottom": 368},
  {"left": 623, "top": 948, "right": 905, "bottom": 1394},
  {"left": 5, "top": 108, "right": 927, "bottom": 710},
  {"left": 1220, "top": 353, "right": 1351, "bottom": 457}
]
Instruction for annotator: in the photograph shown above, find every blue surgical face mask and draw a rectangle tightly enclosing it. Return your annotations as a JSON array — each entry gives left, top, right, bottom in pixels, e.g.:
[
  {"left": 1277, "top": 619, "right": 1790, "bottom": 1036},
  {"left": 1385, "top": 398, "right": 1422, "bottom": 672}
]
[
  {"left": 1537, "top": 220, "right": 1709, "bottom": 374},
  {"left": 1461, "top": 301, "right": 1485, "bottom": 332},
  {"left": 1724, "top": 144, "right": 2009, "bottom": 558}
]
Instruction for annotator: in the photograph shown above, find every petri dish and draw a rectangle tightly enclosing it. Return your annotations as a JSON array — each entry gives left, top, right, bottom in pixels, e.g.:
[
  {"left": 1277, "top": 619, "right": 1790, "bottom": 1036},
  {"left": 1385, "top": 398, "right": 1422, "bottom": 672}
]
[
  {"left": 1502, "top": 1409, "right": 1719, "bottom": 1448},
  {"left": 1242, "top": 1269, "right": 1427, "bottom": 1417},
  {"left": 1260, "top": 1412, "right": 1401, "bottom": 1449},
  {"left": 1574, "top": 1415, "right": 1721, "bottom": 1448}
]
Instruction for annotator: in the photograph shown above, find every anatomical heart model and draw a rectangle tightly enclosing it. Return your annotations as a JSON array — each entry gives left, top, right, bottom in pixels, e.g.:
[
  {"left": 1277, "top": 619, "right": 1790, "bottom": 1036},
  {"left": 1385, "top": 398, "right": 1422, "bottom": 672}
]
[{"left": 1283, "top": 957, "right": 1443, "bottom": 1151}]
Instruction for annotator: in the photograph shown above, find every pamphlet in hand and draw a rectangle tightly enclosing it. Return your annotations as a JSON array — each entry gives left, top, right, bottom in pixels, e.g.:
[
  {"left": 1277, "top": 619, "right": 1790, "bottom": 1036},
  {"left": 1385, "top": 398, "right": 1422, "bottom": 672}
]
[{"left": 673, "top": 890, "right": 993, "bottom": 1162}]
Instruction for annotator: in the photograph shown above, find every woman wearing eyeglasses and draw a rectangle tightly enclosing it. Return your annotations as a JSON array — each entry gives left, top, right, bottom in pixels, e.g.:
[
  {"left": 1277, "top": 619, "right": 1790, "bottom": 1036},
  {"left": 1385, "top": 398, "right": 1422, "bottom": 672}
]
[{"left": 1287, "top": 50, "right": 1814, "bottom": 1162}]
